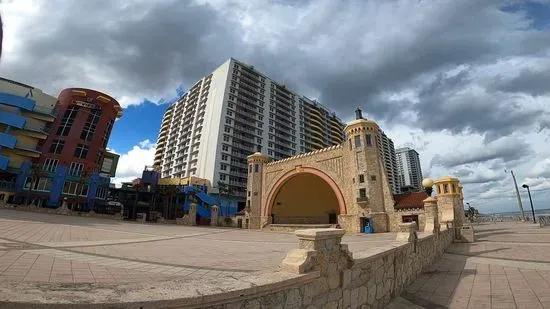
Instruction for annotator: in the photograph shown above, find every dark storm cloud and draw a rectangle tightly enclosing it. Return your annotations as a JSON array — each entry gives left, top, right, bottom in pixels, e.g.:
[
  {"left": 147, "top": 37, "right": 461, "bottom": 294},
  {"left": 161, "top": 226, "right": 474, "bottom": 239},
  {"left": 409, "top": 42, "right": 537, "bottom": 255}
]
[
  {"left": 431, "top": 137, "right": 533, "bottom": 168},
  {"left": 413, "top": 71, "right": 544, "bottom": 141},
  {"left": 3, "top": 0, "right": 550, "bottom": 133},
  {"left": 494, "top": 68, "right": 550, "bottom": 96},
  {"left": 2, "top": 0, "right": 242, "bottom": 96}
]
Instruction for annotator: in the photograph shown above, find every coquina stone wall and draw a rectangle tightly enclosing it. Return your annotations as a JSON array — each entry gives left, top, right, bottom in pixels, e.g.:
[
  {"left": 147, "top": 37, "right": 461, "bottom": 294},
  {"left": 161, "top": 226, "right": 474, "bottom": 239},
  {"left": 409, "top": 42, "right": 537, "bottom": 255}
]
[{"left": 198, "top": 228, "right": 453, "bottom": 309}]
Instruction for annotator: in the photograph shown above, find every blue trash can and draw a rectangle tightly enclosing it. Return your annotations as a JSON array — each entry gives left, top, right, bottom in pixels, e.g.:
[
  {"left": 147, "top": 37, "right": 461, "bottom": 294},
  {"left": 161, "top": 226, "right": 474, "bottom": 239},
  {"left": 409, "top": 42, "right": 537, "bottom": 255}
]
[{"left": 364, "top": 223, "right": 373, "bottom": 234}]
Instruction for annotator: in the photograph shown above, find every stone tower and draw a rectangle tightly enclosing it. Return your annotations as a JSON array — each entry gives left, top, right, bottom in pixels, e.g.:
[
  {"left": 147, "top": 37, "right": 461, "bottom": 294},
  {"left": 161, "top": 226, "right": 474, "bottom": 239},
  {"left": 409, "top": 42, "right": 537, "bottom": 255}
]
[
  {"left": 342, "top": 109, "right": 395, "bottom": 232},
  {"left": 246, "top": 152, "right": 271, "bottom": 229},
  {"left": 434, "top": 176, "right": 464, "bottom": 230}
]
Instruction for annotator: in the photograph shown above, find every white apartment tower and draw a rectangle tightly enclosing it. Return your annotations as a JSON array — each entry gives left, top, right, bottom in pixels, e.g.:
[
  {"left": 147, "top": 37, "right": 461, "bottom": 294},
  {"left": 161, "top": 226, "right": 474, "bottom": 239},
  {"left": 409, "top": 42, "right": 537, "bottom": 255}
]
[
  {"left": 396, "top": 147, "right": 423, "bottom": 192},
  {"left": 154, "top": 59, "right": 345, "bottom": 197}
]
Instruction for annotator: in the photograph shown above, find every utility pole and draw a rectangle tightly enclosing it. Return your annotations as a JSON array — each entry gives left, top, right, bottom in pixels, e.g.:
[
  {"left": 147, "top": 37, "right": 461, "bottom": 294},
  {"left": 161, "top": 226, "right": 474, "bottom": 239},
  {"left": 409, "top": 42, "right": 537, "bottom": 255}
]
[{"left": 508, "top": 170, "right": 526, "bottom": 221}]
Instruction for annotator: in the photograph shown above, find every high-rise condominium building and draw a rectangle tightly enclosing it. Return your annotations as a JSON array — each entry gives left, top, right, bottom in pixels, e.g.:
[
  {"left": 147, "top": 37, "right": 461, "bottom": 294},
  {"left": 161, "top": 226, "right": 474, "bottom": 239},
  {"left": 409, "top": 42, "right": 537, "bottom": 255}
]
[
  {"left": 154, "top": 58, "right": 345, "bottom": 197},
  {"left": 396, "top": 147, "right": 423, "bottom": 192},
  {"left": 377, "top": 131, "right": 399, "bottom": 194}
]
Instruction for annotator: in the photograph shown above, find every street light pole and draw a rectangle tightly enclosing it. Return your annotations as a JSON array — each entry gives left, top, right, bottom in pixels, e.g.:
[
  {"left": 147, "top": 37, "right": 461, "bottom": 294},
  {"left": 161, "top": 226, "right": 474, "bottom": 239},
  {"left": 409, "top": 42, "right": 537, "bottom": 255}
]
[
  {"left": 506, "top": 170, "right": 526, "bottom": 221},
  {"left": 522, "top": 184, "right": 536, "bottom": 224}
]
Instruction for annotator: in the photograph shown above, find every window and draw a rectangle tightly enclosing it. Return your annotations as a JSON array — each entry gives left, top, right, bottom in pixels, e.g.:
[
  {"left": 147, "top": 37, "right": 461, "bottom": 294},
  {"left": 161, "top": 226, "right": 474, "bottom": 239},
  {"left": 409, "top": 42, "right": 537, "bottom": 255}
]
[
  {"left": 349, "top": 139, "right": 352, "bottom": 150},
  {"left": 227, "top": 110, "right": 233, "bottom": 116},
  {"left": 49, "top": 140, "right": 65, "bottom": 154},
  {"left": 63, "top": 181, "right": 79, "bottom": 195},
  {"left": 80, "top": 184, "right": 89, "bottom": 197},
  {"left": 221, "top": 164, "right": 227, "bottom": 171},
  {"left": 219, "top": 174, "right": 227, "bottom": 181},
  {"left": 224, "top": 126, "right": 231, "bottom": 133},
  {"left": 354, "top": 135, "right": 361, "bottom": 148},
  {"left": 223, "top": 136, "right": 230, "bottom": 142},
  {"left": 365, "top": 134, "right": 373, "bottom": 147},
  {"left": 56, "top": 106, "right": 79, "bottom": 136},
  {"left": 80, "top": 109, "right": 102, "bottom": 141},
  {"left": 42, "top": 158, "right": 58, "bottom": 172},
  {"left": 225, "top": 118, "right": 232, "bottom": 124},
  {"left": 69, "top": 162, "right": 84, "bottom": 176},
  {"left": 35, "top": 178, "right": 52, "bottom": 192},
  {"left": 74, "top": 144, "right": 89, "bottom": 159},
  {"left": 96, "top": 151, "right": 103, "bottom": 164},
  {"left": 23, "top": 177, "right": 33, "bottom": 189},
  {"left": 24, "top": 177, "right": 51, "bottom": 192},
  {"left": 221, "top": 154, "right": 228, "bottom": 161},
  {"left": 444, "top": 184, "right": 449, "bottom": 193},
  {"left": 96, "top": 187, "right": 107, "bottom": 199},
  {"left": 222, "top": 145, "right": 229, "bottom": 151},
  {"left": 254, "top": 164, "right": 259, "bottom": 173},
  {"left": 249, "top": 164, "right": 252, "bottom": 173},
  {"left": 102, "top": 119, "right": 114, "bottom": 148},
  {"left": 359, "top": 188, "right": 367, "bottom": 198},
  {"left": 371, "top": 175, "right": 377, "bottom": 181},
  {"left": 359, "top": 174, "right": 365, "bottom": 183}
]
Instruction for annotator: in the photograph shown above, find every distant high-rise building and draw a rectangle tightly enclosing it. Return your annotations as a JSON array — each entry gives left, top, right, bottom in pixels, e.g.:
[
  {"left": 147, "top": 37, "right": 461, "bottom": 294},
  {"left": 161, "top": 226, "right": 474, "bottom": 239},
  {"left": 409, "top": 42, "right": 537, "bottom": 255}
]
[
  {"left": 377, "top": 131, "right": 399, "bottom": 194},
  {"left": 153, "top": 58, "right": 345, "bottom": 198},
  {"left": 396, "top": 147, "right": 423, "bottom": 192}
]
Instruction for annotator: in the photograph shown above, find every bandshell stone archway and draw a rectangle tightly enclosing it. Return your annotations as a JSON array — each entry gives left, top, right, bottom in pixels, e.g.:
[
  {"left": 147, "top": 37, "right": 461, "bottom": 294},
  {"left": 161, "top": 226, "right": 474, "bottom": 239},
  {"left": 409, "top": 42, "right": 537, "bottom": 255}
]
[{"left": 264, "top": 166, "right": 347, "bottom": 219}]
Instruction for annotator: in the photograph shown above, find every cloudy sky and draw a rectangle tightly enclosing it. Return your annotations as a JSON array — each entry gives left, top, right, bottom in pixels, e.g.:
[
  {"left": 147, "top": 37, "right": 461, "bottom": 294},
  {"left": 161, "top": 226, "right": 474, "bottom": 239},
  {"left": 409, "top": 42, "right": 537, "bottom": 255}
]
[{"left": 1, "top": 0, "right": 550, "bottom": 213}]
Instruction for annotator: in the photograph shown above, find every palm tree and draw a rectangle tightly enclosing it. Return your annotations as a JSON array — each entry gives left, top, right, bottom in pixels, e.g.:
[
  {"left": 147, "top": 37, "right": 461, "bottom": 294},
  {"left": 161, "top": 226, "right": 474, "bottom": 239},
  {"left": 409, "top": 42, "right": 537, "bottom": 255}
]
[{"left": 217, "top": 181, "right": 233, "bottom": 216}]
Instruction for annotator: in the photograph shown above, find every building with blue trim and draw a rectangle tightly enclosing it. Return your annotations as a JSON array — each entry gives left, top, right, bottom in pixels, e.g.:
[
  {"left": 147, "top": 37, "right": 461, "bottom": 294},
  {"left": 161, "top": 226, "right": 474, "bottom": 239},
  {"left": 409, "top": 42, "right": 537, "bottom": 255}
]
[{"left": 0, "top": 77, "right": 56, "bottom": 202}]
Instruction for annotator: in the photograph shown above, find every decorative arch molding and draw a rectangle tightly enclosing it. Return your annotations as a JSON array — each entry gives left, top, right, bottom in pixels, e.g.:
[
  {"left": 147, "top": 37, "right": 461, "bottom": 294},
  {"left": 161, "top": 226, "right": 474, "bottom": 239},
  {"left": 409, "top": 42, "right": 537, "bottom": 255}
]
[{"left": 264, "top": 166, "right": 347, "bottom": 217}]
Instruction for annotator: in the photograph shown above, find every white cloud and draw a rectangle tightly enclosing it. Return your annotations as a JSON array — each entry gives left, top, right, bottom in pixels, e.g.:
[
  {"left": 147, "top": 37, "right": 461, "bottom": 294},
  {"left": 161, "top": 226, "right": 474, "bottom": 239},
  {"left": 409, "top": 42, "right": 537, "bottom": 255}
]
[
  {"left": 111, "top": 140, "right": 156, "bottom": 187},
  {"left": 138, "top": 139, "right": 156, "bottom": 149}
]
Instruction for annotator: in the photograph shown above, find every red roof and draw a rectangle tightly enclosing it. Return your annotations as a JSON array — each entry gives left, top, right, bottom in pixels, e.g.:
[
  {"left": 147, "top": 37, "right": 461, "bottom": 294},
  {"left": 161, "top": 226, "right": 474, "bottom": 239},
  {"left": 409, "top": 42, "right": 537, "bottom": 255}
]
[{"left": 393, "top": 191, "right": 429, "bottom": 210}]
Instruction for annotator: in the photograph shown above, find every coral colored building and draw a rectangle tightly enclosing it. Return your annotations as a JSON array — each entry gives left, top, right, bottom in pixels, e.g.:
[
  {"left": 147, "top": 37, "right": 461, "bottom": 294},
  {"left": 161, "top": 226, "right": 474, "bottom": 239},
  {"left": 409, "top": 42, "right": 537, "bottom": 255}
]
[{"left": 24, "top": 88, "right": 122, "bottom": 209}]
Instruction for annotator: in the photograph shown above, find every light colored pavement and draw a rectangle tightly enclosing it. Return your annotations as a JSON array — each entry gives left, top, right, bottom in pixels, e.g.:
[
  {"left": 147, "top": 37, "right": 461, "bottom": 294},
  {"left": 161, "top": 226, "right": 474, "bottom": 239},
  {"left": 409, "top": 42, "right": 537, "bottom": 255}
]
[
  {"left": 392, "top": 222, "right": 550, "bottom": 309},
  {"left": 0, "top": 208, "right": 398, "bottom": 284}
]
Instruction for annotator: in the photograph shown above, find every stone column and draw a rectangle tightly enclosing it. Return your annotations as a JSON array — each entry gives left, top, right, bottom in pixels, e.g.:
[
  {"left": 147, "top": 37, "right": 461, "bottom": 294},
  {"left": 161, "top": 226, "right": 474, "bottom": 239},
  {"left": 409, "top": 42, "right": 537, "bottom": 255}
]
[
  {"left": 246, "top": 152, "right": 271, "bottom": 229},
  {"left": 281, "top": 228, "right": 352, "bottom": 277},
  {"left": 423, "top": 196, "right": 440, "bottom": 235},
  {"left": 188, "top": 203, "right": 197, "bottom": 226},
  {"left": 395, "top": 222, "right": 417, "bottom": 242},
  {"left": 210, "top": 205, "right": 219, "bottom": 227}
]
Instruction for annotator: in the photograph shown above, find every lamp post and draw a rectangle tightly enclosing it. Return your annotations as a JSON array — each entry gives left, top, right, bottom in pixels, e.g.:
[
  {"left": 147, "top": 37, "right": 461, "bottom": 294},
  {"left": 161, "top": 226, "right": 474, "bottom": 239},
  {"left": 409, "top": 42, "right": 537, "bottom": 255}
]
[
  {"left": 422, "top": 178, "right": 434, "bottom": 196},
  {"left": 521, "top": 184, "right": 536, "bottom": 224},
  {"left": 505, "top": 170, "right": 526, "bottom": 221}
]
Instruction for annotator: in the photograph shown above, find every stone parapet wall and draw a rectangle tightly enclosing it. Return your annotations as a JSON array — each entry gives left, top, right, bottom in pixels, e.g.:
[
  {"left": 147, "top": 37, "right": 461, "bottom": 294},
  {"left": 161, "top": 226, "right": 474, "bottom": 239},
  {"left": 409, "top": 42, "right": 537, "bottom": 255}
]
[
  {"left": 198, "top": 228, "right": 453, "bottom": 309},
  {"left": 0, "top": 203, "right": 122, "bottom": 220}
]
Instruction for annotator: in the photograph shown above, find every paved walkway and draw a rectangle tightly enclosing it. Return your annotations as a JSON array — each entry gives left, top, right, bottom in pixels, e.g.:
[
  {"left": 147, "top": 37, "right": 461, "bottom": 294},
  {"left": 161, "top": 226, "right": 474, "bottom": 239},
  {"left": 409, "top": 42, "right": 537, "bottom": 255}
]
[
  {"left": 0, "top": 208, "right": 397, "bottom": 284},
  {"left": 389, "top": 222, "right": 550, "bottom": 309}
]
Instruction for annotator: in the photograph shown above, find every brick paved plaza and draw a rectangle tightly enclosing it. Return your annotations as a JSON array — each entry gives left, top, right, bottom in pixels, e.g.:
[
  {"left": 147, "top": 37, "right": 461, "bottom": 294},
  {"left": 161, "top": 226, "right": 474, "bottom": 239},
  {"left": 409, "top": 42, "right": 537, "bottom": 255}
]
[
  {"left": 2, "top": 209, "right": 550, "bottom": 309},
  {"left": 0, "top": 208, "right": 396, "bottom": 285},
  {"left": 390, "top": 222, "right": 550, "bottom": 309}
]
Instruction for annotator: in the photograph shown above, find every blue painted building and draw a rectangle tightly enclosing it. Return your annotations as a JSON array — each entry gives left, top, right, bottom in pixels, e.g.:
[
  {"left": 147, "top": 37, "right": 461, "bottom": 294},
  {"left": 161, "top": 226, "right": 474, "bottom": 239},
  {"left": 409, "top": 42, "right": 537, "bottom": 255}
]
[{"left": 0, "top": 77, "right": 56, "bottom": 202}]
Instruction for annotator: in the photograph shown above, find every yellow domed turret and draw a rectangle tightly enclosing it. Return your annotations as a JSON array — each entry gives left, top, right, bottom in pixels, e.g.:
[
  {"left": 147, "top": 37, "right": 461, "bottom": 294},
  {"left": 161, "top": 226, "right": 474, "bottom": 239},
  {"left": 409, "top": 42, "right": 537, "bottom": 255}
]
[{"left": 433, "top": 176, "right": 460, "bottom": 196}]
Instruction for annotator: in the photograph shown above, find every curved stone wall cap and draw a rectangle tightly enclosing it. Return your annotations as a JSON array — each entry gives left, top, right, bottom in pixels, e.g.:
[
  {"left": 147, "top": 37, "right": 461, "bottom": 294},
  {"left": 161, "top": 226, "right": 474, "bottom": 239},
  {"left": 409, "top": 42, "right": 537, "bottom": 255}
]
[
  {"left": 295, "top": 228, "right": 345, "bottom": 239},
  {"left": 344, "top": 118, "right": 379, "bottom": 129},
  {"left": 434, "top": 176, "right": 459, "bottom": 183}
]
